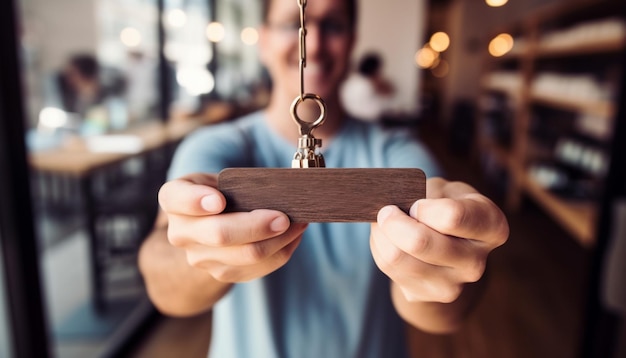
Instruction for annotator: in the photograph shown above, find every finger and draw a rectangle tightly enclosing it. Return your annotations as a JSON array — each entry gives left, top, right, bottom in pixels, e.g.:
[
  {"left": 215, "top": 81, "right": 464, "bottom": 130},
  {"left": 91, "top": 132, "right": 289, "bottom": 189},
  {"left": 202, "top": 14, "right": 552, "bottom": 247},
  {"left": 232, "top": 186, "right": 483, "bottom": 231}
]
[
  {"left": 184, "top": 223, "right": 307, "bottom": 267},
  {"left": 426, "top": 177, "right": 478, "bottom": 200},
  {"left": 423, "top": 178, "right": 509, "bottom": 246},
  {"left": 370, "top": 231, "right": 462, "bottom": 303},
  {"left": 158, "top": 174, "right": 226, "bottom": 216},
  {"left": 192, "top": 235, "right": 304, "bottom": 283},
  {"left": 375, "top": 206, "right": 486, "bottom": 281},
  {"left": 169, "top": 209, "right": 295, "bottom": 247},
  {"left": 409, "top": 196, "right": 508, "bottom": 248}
]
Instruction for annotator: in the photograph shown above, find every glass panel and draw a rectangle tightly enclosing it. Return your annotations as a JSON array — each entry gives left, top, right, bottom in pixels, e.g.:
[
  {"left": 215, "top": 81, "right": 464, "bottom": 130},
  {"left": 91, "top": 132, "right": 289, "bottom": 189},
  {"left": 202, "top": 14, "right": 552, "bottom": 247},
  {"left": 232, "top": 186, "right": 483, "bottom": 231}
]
[
  {"left": 13, "top": 0, "right": 264, "bottom": 354},
  {"left": 17, "top": 0, "right": 162, "bottom": 356}
]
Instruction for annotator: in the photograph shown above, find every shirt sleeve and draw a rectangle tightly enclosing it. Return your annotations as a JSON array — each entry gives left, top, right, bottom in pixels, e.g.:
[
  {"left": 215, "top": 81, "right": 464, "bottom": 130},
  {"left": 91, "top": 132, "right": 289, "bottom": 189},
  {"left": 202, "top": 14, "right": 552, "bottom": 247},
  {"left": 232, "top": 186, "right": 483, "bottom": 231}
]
[{"left": 166, "top": 122, "right": 251, "bottom": 180}]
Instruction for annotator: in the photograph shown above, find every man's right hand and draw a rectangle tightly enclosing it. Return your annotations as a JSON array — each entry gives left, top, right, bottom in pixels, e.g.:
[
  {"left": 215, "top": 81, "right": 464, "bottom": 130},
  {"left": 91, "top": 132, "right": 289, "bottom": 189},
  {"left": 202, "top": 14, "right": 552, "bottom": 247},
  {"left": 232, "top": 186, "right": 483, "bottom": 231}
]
[{"left": 158, "top": 172, "right": 307, "bottom": 283}]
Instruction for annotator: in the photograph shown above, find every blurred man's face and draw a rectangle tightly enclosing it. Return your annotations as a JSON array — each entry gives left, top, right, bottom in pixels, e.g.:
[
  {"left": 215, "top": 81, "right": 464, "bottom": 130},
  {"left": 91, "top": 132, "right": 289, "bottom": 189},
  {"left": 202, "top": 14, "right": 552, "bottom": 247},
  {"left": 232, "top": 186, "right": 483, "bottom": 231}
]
[{"left": 259, "top": 0, "right": 355, "bottom": 101}]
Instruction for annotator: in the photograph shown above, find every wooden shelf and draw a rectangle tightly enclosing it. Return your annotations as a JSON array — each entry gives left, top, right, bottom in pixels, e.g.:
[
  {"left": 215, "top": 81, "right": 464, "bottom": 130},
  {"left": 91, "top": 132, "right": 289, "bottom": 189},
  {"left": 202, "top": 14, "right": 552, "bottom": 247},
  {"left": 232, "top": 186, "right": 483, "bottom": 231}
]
[
  {"left": 530, "top": 91, "right": 615, "bottom": 118},
  {"left": 522, "top": 174, "right": 597, "bottom": 247},
  {"left": 480, "top": 76, "right": 524, "bottom": 101},
  {"left": 481, "top": 83, "right": 523, "bottom": 100},
  {"left": 497, "top": 48, "right": 527, "bottom": 61},
  {"left": 478, "top": 0, "right": 623, "bottom": 248},
  {"left": 495, "top": 36, "right": 625, "bottom": 60},
  {"left": 536, "top": 36, "right": 625, "bottom": 58}
]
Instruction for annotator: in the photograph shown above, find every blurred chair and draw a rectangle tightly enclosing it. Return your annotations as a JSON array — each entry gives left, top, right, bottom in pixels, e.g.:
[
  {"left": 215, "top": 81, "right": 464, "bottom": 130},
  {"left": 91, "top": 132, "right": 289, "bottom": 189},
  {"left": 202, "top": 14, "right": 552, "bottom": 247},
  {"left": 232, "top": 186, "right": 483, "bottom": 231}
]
[{"left": 90, "top": 151, "right": 165, "bottom": 305}]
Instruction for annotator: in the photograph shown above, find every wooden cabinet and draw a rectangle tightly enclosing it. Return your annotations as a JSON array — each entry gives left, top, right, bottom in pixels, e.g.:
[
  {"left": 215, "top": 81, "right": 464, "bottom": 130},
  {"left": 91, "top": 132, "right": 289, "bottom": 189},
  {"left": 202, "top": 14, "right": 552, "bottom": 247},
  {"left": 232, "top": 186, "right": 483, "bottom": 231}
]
[{"left": 478, "top": 0, "right": 625, "bottom": 248}]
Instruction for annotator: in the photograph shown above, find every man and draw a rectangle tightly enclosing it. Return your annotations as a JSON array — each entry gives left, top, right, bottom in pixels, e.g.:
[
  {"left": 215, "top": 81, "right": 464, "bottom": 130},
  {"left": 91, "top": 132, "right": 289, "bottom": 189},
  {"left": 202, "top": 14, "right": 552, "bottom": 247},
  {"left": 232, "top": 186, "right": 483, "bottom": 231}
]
[{"left": 139, "top": 0, "right": 509, "bottom": 357}]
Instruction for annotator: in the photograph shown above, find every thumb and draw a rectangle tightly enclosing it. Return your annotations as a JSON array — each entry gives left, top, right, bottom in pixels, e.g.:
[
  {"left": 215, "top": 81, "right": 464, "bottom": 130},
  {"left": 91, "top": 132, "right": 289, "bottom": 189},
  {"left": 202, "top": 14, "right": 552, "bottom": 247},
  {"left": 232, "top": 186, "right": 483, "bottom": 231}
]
[{"left": 158, "top": 173, "right": 226, "bottom": 216}]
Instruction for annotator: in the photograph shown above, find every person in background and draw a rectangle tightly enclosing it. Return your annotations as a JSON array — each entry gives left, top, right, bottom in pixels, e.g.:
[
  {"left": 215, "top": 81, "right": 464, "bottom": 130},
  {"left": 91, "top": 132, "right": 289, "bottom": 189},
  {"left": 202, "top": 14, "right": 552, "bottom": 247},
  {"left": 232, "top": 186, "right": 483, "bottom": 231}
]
[
  {"left": 139, "top": 0, "right": 509, "bottom": 357},
  {"left": 55, "top": 54, "right": 104, "bottom": 118},
  {"left": 341, "top": 51, "right": 396, "bottom": 122}
]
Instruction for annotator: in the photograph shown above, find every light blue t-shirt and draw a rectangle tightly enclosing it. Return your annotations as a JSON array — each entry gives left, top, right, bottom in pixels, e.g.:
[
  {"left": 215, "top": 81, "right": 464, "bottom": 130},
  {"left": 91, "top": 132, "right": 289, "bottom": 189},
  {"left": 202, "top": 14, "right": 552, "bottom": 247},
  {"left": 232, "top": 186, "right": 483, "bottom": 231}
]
[{"left": 168, "top": 111, "right": 440, "bottom": 358}]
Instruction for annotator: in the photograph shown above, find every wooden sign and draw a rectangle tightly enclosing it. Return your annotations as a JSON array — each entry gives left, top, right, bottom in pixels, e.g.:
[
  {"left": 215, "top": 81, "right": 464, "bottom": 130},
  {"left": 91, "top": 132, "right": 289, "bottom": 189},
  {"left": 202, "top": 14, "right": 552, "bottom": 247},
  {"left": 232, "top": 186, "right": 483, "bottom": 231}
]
[{"left": 218, "top": 168, "right": 426, "bottom": 222}]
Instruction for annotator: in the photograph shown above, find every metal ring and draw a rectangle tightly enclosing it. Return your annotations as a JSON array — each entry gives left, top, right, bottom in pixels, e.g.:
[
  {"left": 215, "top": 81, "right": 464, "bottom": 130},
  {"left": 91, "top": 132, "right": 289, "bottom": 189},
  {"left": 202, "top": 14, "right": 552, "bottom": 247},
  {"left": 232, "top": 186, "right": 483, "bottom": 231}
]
[{"left": 290, "top": 93, "right": 327, "bottom": 135}]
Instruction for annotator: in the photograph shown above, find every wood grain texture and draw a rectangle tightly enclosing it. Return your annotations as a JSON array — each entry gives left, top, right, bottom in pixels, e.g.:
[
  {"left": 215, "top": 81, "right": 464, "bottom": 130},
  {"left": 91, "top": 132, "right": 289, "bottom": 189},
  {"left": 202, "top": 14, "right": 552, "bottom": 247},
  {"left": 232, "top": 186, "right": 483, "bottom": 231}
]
[{"left": 218, "top": 168, "right": 426, "bottom": 222}]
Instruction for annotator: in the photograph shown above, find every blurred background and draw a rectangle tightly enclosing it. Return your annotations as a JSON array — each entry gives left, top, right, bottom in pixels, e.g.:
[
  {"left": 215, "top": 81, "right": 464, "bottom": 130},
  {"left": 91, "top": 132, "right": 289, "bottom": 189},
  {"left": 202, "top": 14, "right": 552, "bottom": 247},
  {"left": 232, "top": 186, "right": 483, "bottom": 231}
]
[{"left": 0, "top": 0, "right": 624, "bottom": 357}]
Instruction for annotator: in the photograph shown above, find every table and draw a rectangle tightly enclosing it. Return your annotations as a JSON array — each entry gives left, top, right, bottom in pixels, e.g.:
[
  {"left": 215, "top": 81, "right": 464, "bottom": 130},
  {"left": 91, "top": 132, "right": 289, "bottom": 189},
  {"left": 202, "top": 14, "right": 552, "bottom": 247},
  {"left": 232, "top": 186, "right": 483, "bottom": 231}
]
[{"left": 29, "top": 119, "right": 203, "bottom": 313}]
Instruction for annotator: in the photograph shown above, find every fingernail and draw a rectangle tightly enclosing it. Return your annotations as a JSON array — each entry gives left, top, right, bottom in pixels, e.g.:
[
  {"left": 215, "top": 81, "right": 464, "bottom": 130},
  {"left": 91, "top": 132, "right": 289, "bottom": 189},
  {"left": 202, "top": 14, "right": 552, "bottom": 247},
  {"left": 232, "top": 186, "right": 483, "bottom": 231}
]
[
  {"left": 378, "top": 205, "right": 395, "bottom": 224},
  {"left": 270, "top": 215, "right": 290, "bottom": 232},
  {"left": 200, "top": 195, "right": 220, "bottom": 212}
]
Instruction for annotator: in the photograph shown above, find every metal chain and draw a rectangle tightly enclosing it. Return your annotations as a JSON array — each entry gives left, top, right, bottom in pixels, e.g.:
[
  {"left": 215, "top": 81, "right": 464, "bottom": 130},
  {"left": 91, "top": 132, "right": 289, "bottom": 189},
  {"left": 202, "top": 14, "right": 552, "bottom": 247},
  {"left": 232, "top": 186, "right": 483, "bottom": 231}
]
[
  {"left": 291, "top": 0, "right": 327, "bottom": 168},
  {"left": 297, "top": 0, "right": 307, "bottom": 100}
]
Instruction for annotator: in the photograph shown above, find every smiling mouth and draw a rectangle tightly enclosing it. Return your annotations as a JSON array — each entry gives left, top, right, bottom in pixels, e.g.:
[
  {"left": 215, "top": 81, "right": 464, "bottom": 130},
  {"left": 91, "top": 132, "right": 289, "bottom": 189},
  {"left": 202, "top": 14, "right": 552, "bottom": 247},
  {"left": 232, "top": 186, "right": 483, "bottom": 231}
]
[
  {"left": 305, "top": 62, "right": 324, "bottom": 73},
  {"left": 292, "top": 61, "right": 336, "bottom": 94},
  {"left": 302, "top": 63, "right": 330, "bottom": 84}
]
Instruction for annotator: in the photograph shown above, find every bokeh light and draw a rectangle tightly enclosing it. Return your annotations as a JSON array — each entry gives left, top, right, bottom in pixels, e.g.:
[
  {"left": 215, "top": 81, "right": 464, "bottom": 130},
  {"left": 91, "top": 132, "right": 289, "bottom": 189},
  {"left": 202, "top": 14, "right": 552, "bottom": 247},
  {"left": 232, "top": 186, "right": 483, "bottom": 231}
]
[
  {"left": 486, "top": 0, "right": 508, "bottom": 7},
  {"left": 488, "top": 33, "right": 514, "bottom": 57},
  {"left": 415, "top": 46, "right": 439, "bottom": 68},
  {"left": 176, "top": 66, "right": 215, "bottom": 95},
  {"left": 165, "top": 43, "right": 213, "bottom": 64},
  {"left": 166, "top": 9, "right": 187, "bottom": 28},
  {"left": 120, "top": 27, "right": 142, "bottom": 48},
  {"left": 206, "top": 22, "right": 225, "bottom": 43},
  {"left": 429, "top": 32, "right": 450, "bottom": 52},
  {"left": 241, "top": 27, "right": 259, "bottom": 45},
  {"left": 38, "top": 107, "right": 68, "bottom": 128}
]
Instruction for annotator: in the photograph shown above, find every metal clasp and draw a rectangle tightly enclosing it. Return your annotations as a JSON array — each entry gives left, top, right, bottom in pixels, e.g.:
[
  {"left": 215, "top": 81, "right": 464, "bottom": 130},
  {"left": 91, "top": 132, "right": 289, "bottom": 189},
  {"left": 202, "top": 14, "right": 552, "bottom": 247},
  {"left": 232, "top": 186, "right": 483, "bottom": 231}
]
[{"left": 290, "top": 94, "right": 327, "bottom": 168}]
